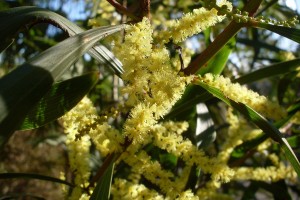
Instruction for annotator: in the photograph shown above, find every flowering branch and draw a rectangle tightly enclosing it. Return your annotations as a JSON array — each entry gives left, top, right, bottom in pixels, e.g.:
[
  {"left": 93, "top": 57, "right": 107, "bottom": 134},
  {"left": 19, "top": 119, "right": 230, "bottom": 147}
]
[{"left": 183, "top": 0, "right": 263, "bottom": 75}]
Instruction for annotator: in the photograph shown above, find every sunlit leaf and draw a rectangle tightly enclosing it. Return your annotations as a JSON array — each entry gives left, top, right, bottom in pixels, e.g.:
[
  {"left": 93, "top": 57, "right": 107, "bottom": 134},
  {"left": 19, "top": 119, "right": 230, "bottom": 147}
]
[
  {"left": 0, "top": 6, "right": 123, "bottom": 76},
  {"left": 19, "top": 72, "right": 99, "bottom": 130},
  {"left": 90, "top": 158, "right": 115, "bottom": 200},
  {"left": 198, "top": 37, "right": 235, "bottom": 75},
  {"left": 0, "top": 24, "right": 124, "bottom": 150}
]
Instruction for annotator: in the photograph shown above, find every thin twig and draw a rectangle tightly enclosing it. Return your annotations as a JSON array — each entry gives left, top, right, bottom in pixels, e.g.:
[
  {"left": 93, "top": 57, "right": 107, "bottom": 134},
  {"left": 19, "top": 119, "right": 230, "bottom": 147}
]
[{"left": 107, "top": 0, "right": 141, "bottom": 21}]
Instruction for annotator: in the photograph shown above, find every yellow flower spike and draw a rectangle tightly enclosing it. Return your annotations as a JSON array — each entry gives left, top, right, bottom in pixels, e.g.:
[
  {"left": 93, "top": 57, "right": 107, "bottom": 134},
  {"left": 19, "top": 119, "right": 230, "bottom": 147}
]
[
  {"left": 111, "top": 179, "right": 164, "bottom": 200},
  {"left": 232, "top": 163, "right": 297, "bottom": 182},
  {"left": 123, "top": 103, "right": 157, "bottom": 143},
  {"left": 113, "top": 18, "right": 192, "bottom": 147},
  {"left": 156, "top": 6, "right": 228, "bottom": 44},
  {"left": 62, "top": 97, "right": 124, "bottom": 158},
  {"left": 121, "top": 150, "right": 178, "bottom": 194}
]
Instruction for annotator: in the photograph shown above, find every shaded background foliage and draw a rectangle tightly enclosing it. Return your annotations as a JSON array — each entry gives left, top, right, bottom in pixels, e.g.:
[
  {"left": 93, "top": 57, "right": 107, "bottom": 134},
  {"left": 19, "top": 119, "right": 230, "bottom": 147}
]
[{"left": 0, "top": 0, "right": 300, "bottom": 199}]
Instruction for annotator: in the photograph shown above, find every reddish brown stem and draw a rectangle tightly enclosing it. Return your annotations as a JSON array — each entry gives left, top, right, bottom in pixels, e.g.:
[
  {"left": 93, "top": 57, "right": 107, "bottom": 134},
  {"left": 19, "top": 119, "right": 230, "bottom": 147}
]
[
  {"left": 107, "top": 0, "right": 141, "bottom": 21},
  {"left": 183, "top": 21, "right": 242, "bottom": 75},
  {"left": 140, "top": 0, "right": 151, "bottom": 19},
  {"left": 183, "top": 0, "right": 263, "bottom": 75}
]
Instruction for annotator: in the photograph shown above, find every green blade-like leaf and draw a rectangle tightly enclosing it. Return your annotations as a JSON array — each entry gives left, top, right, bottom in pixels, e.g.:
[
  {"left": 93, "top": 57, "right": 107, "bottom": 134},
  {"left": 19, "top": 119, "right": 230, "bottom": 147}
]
[
  {"left": 0, "top": 6, "right": 123, "bottom": 76},
  {"left": 0, "top": 173, "right": 73, "bottom": 187},
  {"left": 90, "top": 159, "right": 115, "bottom": 200},
  {"left": 19, "top": 72, "right": 98, "bottom": 130},
  {"left": 234, "top": 58, "right": 300, "bottom": 84},
  {"left": 30, "top": 25, "right": 123, "bottom": 80},
  {"left": 0, "top": 24, "right": 124, "bottom": 150},
  {"left": 198, "top": 37, "right": 235, "bottom": 75},
  {"left": 194, "top": 79, "right": 300, "bottom": 177},
  {"left": 230, "top": 100, "right": 300, "bottom": 161},
  {"left": 254, "top": 23, "right": 300, "bottom": 44}
]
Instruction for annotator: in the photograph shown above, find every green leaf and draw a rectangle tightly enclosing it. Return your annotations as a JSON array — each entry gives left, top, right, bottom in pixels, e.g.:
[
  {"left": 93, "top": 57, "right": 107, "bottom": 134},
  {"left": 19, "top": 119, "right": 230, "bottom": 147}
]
[
  {"left": 277, "top": 74, "right": 294, "bottom": 104},
  {"left": 90, "top": 159, "right": 115, "bottom": 200},
  {"left": 0, "top": 24, "right": 124, "bottom": 150},
  {"left": 0, "top": 173, "right": 73, "bottom": 187},
  {"left": 230, "top": 100, "right": 300, "bottom": 161},
  {"left": 159, "top": 153, "right": 178, "bottom": 170},
  {"left": 198, "top": 37, "right": 235, "bottom": 75},
  {"left": 194, "top": 79, "right": 300, "bottom": 177},
  {"left": 19, "top": 72, "right": 98, "bottom": 130},
  {"left": 254, "top": 23, "right": 300, "bottom": 44},
  {"left": 0, "top": 6, "right": 123, "bottom": 76},
  {"left": 234, "top": 58, "right": 300, "bottom": 84},
  {"left": 197, "top": 125, "right": 217, "bottom": 148}
]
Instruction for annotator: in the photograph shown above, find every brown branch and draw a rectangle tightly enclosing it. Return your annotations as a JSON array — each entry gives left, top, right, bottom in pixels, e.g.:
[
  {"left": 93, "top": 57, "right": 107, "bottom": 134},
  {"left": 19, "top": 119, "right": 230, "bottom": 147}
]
[
  {"left": 140, "top": 0, "right": 151, "bottom": 19},
  {"left": 183, "top": 0, "right": 263, "bottom": 75},
  {"left": 107, "top": 0, "right": 141, "bottom": 21},
  {"left": 183, "top": 21, "right": 242, "bottom": 75}
]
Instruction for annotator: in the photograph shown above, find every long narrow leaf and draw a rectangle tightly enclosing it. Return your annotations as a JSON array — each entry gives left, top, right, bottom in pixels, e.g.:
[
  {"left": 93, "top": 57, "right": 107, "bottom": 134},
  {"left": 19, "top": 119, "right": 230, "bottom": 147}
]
[
  {"left": 254, "top": 23, "right": 300, "bottom": 44},
  {"left": 0, "top": 24, "right": 124, "bottom": 150},
  {"left": 194, "top": 79, "right": 300, "bottom": 177},
  {"left": 234, "top": 58, "right": 300, "bottom": 84},
  {"left": 230, "top": 100, "right": 300, "bottom": 160},
  {"left": 19, "top": 72, "right": 99, "bottom": 130},
  {"left": 0, "top": 6, "right": 123, "bottom": 76},
  {"left": 90, "top": 159, "right": 115, "bottom": 200},
  {"left": 0, "top": 173, "right": 73, "bottom": 187}
]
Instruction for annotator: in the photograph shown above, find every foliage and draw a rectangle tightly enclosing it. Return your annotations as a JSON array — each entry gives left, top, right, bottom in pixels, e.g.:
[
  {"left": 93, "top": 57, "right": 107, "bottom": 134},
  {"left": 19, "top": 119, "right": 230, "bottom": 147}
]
[{"left": 1, "top": 0, "right": 300, "bottom": 199}]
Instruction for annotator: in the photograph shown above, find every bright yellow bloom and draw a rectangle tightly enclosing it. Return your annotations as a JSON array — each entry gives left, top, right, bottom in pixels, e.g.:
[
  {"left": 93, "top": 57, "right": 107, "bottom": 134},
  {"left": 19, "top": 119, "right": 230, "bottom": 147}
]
[
  {"left": 62, "top": 96, "right": 124, "bottom": 157},
  {"left": 232, "top": 163, "right": 297, "bottom": 182},
  {"left": 62, "top": 98, "right": 92, "bottom": 187},
  {"left": 111, "top": 178, "right": 164, "bottom": 200},
  {"left": 156, "top": 4, "right": 230, "bottom": 44},
  {"left": 113, "top": 18, "right": 192, "bottom": 144}
]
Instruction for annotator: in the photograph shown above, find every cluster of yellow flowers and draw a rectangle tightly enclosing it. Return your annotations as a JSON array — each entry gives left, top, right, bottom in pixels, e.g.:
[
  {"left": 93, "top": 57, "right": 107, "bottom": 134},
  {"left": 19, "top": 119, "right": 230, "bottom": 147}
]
[
  {"left": 156, "top": 0, "right": 232, "bottom": 44},
  {"left": 61, "top": 97, "right": 124, "bottom": 199},
  {"left": 113, "top": 18, "right": 192, "bottom": 145},
  {"left": 62, "top": 97, "right": 124, "bottom": 157},
  {"left": 60, "top": 0, "right": 298, "bottom": 199},
  {"left": 88, "top": 0, "right": 120, "bottom": 26}
]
